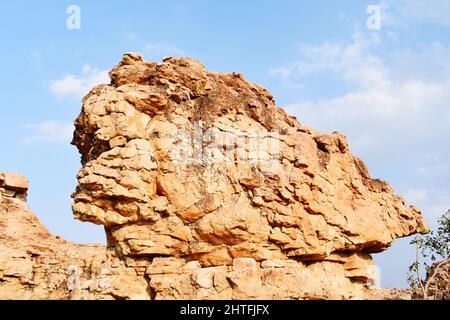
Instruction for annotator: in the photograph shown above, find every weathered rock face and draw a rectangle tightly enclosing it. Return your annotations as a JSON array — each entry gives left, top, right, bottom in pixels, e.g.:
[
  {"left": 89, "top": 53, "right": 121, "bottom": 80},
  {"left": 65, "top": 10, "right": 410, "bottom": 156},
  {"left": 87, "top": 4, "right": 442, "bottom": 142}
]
[
  {"left": 0, "top": 54, "right": 428, "bottom": 300},
  {"left": 0, "top": 173, "right": 102, "bottom": 299},
  {"left": 0, "top": 171, "right": 411, "bottom": 300},
  {"left": 66, "top": 53, "right": 427, "bottom": 299},
  {"left": 0, "top": 172, "right": 153, "bottom": 300}
]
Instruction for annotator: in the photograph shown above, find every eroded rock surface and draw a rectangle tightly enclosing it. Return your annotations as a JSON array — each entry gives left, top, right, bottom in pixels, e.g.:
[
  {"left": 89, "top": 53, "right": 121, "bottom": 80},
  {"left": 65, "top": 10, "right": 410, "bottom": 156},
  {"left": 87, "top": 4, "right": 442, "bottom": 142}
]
[
  {"left": 0, "top": 53, "right": 427, "bottom": 299},
  {"left": 0, "top": 172, "right": 153, "bottom": 299},
  {"left": 69, "top": 53, "right": 426, "bottom": 299}
]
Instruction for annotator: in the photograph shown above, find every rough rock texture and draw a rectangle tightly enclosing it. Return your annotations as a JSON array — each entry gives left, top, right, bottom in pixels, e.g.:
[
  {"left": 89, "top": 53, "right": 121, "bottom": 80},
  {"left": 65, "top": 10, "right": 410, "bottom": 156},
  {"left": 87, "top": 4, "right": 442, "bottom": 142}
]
[
  {"left": 65, "top": 53, "right": 426, "bottom": 299},
  {"left": 414, "top": 258, "right": 450, "bottom": 300},
  {"left": 0, "top": 172, "right": 418, "bottom": 300},
  {"left": 368, "top": 288, "right": 413, "bottom": 300},
  {"left": 0, "top": 54, "right": 428, "bottom": 299},
  {"left": 0, "top": 173, "right": 104, "bottom": 299},
  {"left": 427, "top": 258, "right": 450, "bottom": 300},
  {"left": 0, "top": 173, "right": 154, "bottom": 299}
]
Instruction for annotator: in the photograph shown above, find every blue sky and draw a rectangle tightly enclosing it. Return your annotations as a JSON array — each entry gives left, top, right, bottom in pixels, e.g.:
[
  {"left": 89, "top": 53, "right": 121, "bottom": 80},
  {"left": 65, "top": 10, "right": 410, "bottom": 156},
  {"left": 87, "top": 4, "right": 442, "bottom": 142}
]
[{"left": 0, "top": 0, "right": 448, "bottom": 288}]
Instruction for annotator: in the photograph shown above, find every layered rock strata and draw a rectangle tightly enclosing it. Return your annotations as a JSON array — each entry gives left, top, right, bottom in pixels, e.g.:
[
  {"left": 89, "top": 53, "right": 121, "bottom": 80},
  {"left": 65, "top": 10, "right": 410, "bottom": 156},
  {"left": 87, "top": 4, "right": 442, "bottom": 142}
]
[
  {"left": 0, "top": 53, "right": 427, "bottom": 299},
  {"left": 69, "top": 53, "right": 426, "bottom": 299}
]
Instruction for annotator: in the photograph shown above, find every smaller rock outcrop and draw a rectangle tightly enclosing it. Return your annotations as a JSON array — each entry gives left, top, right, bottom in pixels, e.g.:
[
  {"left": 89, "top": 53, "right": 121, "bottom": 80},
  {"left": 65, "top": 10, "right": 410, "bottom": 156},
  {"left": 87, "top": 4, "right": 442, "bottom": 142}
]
[
  {"left": 68, "top": 53, "right": 427, "bottom": 299},
  {"left": 0, "top": 172, "right": 106, "bottom": 299},
  {"left": 0, "top": 172, "right": 28, "bottom": 201}
]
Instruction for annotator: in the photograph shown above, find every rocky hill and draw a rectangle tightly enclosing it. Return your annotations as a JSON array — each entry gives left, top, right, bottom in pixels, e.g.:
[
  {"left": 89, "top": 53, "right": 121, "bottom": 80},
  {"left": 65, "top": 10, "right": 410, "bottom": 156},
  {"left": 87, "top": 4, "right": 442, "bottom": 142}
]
[
  {"left": 0, "top": 173, "right": 106, "bottom": 299},
  {"left": 0, "top": 54, "right": 428, "bottom": 299}
]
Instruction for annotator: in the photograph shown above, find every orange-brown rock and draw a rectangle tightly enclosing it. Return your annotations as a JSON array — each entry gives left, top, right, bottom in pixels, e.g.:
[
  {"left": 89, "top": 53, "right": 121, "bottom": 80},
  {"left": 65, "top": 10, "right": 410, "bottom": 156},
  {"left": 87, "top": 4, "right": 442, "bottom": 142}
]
[
  {"left": 0, "top": 53, "right": 428, "bottom": 300},
  {"left": 0, "top": 172, "right": 152, "bottom": 299},
  {"left": 69, "top": 53, "right": 426, "bottom": 299}
]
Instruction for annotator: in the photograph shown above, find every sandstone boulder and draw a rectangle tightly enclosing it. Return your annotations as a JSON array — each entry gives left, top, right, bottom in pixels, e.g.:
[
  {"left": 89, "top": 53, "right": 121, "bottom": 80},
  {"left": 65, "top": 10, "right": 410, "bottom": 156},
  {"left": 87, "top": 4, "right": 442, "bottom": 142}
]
[
  {"left": 0, "top": 53, "right": 428, "bottom": 300},
  {"left": 68, "top": 53, "right": 426, "bottom": 299}
]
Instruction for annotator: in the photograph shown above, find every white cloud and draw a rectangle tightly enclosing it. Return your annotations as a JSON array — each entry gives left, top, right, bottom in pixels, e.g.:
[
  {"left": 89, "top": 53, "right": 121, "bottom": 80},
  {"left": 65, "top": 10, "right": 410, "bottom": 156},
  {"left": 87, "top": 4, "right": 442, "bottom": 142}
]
[
  {"left": 143, "top": 43, "right": 186, "bottom": 60},
  {"left": 273, "top": 32, "right": 450, "bottom": 161},
  {"left": 415, "top": 163, "right": 450, "bottom": 180},
  {"left": 270, "top": 32, "right": 387, "bottom": 89},
  {"left": 271, "top": 31, "right": 450, "bottom": 228},
  {"left": 49, "top": 64, "right": 109, "bottom": 100},
  {"left": 402, "top": 188, "right": 450, "bottom": 223},
  {"left": 422, "top": 203, "right": 450, "bottom": 223},
  {"left": 21, "top": 121, "right": 74, "bottom": 144},
  {"left": 270, "top": 66, "right": 293, "bottom": 78}
]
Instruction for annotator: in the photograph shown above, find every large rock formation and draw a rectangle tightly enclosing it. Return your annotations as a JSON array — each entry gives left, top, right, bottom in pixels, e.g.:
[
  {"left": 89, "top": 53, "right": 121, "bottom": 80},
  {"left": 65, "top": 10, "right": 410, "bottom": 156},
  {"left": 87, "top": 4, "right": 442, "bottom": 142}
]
[
  {"left": 0, "top": 53, "right": 427, "bottom": 299},
  {"left": 70, "top": 53, "right": 426, "bottom": 299}
]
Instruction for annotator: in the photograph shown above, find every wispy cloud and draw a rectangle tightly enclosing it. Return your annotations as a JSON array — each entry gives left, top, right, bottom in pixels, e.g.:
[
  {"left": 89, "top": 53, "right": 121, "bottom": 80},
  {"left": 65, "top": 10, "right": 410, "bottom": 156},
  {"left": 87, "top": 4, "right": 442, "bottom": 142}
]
[
  {"left": 401, "top": 188, "right": 449, "bottom": 223},
  {"left": 49, "top": 64, "right": 109, "bottom": 100},
  {"left": 21, "top": 121, "right": 74, "bottom": 144},
  {"left": 29, "top": 48, "right": 43, "bottom": 71},
  {"left": 143, "top": 43, "right": 186, "bottom": 60},
  {"left": 270, "top": 30, "right": 450, "bottom": 226},
  {"left": 123, "top": 31, "right": 186, "bottom": 61},
  {"left": 271, "top": 32, "right": 385, "bottom": 87},
  {"left": 271, "top": 31, "right": 450, "bottom": 159}
]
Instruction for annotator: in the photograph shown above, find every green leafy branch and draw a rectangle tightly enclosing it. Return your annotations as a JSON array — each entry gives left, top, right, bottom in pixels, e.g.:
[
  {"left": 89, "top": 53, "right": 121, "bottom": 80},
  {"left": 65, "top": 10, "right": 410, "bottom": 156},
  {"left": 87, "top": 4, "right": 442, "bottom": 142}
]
[{"left": 408, "top": 210, "right": 449, "bottom": 299}]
